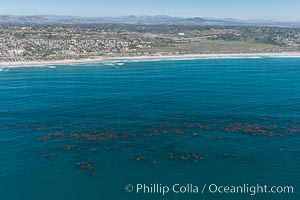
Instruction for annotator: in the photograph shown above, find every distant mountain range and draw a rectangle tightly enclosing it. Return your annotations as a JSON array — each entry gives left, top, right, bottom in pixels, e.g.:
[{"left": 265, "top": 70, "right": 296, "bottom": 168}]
[{"left": 0, "top": 15, "right": 299, "bottom": 27}]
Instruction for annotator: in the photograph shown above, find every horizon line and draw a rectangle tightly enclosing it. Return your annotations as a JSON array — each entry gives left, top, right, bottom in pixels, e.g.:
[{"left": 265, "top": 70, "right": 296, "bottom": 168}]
[{"left": 0, "top": 14, "right": 299, "bottom": 23}]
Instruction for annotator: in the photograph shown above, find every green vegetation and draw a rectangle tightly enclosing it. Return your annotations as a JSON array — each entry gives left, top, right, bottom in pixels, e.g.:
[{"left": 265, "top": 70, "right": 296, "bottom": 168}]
[{"left": 0, "top": 24, "right": 299, "bottom": 62}]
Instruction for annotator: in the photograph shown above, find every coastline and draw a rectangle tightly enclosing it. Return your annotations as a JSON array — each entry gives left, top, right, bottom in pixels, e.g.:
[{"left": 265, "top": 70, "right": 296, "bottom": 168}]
[{"left": 1, "top": 52, "right": 300, "bottom": 68}]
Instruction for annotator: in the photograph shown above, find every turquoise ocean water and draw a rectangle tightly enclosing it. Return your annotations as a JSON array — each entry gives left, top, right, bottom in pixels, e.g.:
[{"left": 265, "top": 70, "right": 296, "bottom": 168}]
[{"left": 0, "top": 58, "right": 299, "bottom": 200}]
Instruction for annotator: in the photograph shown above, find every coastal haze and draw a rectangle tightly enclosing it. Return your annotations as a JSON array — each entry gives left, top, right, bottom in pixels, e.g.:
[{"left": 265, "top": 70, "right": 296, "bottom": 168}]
[{"left": 1, "top": 15, "right": 300, "bottom": 26}]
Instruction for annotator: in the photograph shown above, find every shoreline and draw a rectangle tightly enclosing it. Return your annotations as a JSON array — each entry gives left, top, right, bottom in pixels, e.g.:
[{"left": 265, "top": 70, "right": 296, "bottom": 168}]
[{"left": 1, "top": 52, "right": 300, "bottom": 68}]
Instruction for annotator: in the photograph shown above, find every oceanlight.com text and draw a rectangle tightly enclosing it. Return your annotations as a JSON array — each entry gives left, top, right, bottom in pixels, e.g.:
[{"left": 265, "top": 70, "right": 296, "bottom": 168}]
[{"left": 125, "top": 183, "right": 294, "bottom": 196}]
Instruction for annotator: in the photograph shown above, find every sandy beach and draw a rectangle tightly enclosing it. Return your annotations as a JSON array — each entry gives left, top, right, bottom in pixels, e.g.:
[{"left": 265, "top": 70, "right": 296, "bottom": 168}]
[{"left": 1, "top": 52, "right": 300, "bottom": 68}]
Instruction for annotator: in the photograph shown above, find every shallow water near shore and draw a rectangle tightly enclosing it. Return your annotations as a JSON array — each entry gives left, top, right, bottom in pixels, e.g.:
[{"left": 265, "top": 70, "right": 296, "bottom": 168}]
[{"left": 0, "top": 58, "right": 299, "bottom": 200}]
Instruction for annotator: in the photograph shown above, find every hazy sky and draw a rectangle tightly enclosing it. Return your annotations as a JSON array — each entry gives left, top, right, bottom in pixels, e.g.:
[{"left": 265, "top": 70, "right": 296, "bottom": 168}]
[{"left": 1, "top": 0, "right": 300, "bottom": 21}]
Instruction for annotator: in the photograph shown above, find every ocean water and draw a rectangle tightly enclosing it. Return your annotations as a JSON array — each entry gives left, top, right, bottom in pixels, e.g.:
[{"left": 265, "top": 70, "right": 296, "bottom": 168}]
[{"left": 0, "top": 58, "right": 299, "bottom": 200}]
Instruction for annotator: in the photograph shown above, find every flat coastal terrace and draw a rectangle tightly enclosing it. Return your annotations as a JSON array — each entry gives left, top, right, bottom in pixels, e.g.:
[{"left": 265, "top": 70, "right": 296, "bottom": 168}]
[{"left": 1, "top": 24, "right": 300, "bottom": 67}]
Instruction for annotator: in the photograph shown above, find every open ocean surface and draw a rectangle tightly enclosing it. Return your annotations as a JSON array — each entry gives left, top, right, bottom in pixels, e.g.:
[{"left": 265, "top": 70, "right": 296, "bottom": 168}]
[{"left": 0, "top": 58, "right": 299, "bottom": 200}]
